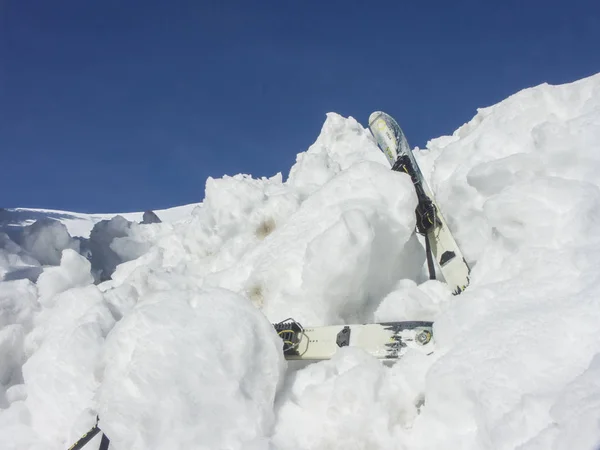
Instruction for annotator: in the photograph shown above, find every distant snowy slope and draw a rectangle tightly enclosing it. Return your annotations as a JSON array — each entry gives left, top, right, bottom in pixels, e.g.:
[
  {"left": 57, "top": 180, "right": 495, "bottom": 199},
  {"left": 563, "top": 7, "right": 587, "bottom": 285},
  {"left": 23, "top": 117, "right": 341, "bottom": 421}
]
[
  {"left": 1, "top": 73, "right": 600, "bottom": 450},
  {"left": 2, "top": 203, "right": 200, "bottom": 238}
]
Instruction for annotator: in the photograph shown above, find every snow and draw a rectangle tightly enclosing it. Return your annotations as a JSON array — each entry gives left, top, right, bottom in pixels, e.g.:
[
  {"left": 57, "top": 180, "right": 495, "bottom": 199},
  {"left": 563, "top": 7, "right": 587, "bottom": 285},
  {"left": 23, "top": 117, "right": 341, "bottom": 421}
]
[
  {"left": 36, "top": 250, "right": 94, "bottom": 304},
  {"left": 1, "top": 73, "right": 600, "bottom": 449},
  {"left": 2, "top": 203, "right": 199, "bottom": 239},
  {"left": 97, "top": 288, "right": 284, "bottom": 449},
  {"left": 16, "top": 219, "right": 80, "bottom": 267}
]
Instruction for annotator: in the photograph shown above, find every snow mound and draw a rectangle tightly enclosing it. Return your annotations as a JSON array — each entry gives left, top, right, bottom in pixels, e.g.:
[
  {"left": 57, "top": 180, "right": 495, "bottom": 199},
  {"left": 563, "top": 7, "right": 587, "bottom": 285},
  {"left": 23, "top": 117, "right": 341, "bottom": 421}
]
[
  {"left": 97, "top": 288, "right": 284, "bottom": 449},
  {"left": 2, "top": 73, "right": 600, "bottom": 450},
  {"left": 407, "top": 73, "right": 600, "bottom": 449},
  {"left": 0, "top": 233, "right": 40, "bottom": 282}
]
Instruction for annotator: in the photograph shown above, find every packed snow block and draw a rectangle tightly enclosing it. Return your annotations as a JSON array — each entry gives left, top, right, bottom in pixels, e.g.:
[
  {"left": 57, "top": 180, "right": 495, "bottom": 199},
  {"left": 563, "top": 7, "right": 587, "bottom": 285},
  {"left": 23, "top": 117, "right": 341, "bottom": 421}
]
[
  {"left": 0, "top": 400, "right": 46, "bottom": 450},
  {"left": 97, "top": 288, "right": 285, "bottom": 450},
  {"left": 0, "top": 232, "right": 41, "bottom": 281},
  {"left": 287, "top": 112, "right": 387, "bottom": 199},
  {"left": 101, "top": 281, "right": 140, "bottom": 320},
  {"left": 374, "top": 278, "right": 452, "bottom": 323},
  {"left": 529, "top": 353, "right": 600, "bottom": 450},
  {"left": 483, "top": 176, "right": 600, "bottom": 248},
  {"left": 467, "top": 153, "right": 543, "bottom": 198},
  {"left": 36, "top": 249, "right": 94, "bottom": 304},
  {"left": 532, "top": 112, "right": 600, "bottom": 189},
  {"left": 0, "top": 279, "right": 38, "bottom": 330},
  {"left": 4, "top": 384, "right": 26, "bottom": 405},
  {"left": 0, "top": 282, "right": 36, "bottom": 414},
  {"left": 236, "top": 161, "right": 420, "bottom": 326},
  {"left": 203, "top": 173, "right": 288, "bottom": 241},
  {"left": 87, "top": 215, "right": 133, "bottom": 282},
  {"left": 204, "top": 174, "right": 269, "bottom": 234},
  {"left": 0, "top": 324, "right": 25, "bottom": 406},
  {"left": 287, "top": 151, "right": 341, "bottom": 200},
  {"left": 299, "top": 210, "right": 374, "bottom": 323},
  {"left": 141, "top": 210, "right": 161, "bottom": 224},
  {"left": 14, "top": 218, "right": 79, "bottom": 266},
  {"left": 249, "top": 191, "right": 300, "bottom": 241},
  {"left": 299, "top": 208, "right": 424, "bottom": 323},
  {"left": 411, "top": 293, "right": 600, "bottom": 449},
  {"left": 109, "top": 233, "right": 151, "bottom": 267},
  {"left": 0, "top": 232, "right": 24, "bottom": 255},
  {"left": 272, "top": 347, "right": 431, "bottom": 449},
  {"left": 21, "top": 284, "right": 114, "bottom": 446}
]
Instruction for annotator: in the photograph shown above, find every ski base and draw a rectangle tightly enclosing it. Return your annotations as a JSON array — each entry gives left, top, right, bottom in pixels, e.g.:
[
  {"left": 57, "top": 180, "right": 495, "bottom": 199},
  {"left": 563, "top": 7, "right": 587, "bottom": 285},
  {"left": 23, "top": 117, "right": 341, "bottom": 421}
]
[{"left": 274, "top": 318, "right": 434, "bottom": 361}]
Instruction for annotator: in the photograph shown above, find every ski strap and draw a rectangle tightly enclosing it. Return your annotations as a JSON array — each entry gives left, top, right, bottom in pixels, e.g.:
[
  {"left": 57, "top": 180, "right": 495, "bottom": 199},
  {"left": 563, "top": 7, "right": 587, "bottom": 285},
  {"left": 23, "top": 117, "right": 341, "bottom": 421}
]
[
  {"left": 424, "top": 232, "right": 436, "bottom": 280},
  {"left": 99, "top": 434, "right": 110, "bottom": 450},
  {"left": 67, "top": 417, "right": 110, "bottom": 450}
]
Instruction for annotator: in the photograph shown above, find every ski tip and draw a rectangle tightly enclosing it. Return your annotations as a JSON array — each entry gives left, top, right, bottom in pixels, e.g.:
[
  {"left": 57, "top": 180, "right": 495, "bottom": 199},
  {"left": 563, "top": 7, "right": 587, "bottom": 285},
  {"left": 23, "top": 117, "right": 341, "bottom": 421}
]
[
  {"left": 368, "top": 111, "right": 386, "bottom": 127},
  {"left": 368, "top": 111, "right": 402, "bottom": 136}
]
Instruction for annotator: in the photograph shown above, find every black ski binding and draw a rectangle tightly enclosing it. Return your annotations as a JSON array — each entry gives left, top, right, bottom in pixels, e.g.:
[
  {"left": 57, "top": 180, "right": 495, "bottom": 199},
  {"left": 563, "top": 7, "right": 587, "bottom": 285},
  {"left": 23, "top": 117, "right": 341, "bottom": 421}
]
[{"left": 273, "top": 318, "right": 304, "bottom": 356}]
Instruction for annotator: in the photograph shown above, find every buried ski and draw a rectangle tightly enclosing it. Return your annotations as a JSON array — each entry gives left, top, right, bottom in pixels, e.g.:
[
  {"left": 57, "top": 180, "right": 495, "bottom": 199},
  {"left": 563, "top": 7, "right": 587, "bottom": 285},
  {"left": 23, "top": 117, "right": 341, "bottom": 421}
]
[
  {"left": 274, "top": 318, "right": 433, "bottom": 361},
  {"left": 368, "top": 111, "right": 470, "bottom": 294}
]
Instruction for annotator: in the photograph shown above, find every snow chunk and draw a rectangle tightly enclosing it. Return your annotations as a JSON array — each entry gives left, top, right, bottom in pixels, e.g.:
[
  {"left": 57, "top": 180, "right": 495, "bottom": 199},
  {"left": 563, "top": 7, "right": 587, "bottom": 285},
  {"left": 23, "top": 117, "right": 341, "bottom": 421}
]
[
  {"left": 0, "top": 325, "right": 26, "bottom": 407},
  {"left": 0, "top": 278, "right": 38, "bottom": 408},
  {"left": 212, "top": 161, "right": 421, "bottom": 326},
  {"left": 36, "top": 249, "right": 94, "bottom": 304},
  {"left": 0, "top": 279, "right": 38, "bottom": 330},
  {"left": 288, "top": 113, "right": 387, "bottom": 199},
  {"left": 20, "top": 284, "right": 114, "bottom": 448},
  {"left": 203, "top": 172, "right": 291, "bottom": 243},
  {"left": 273, "top": 348, "right": 432, "bottom": 449},
  {"left": 483, "top": 176, "right": 600, "bottom": 248},
  {"left": 534, "top": 353, "right": 600, "bottom": 449},
  {"left": 375, "top": 279, "right": 452, "bottom": 322},
  {"left": 86, "top": 215, "right": 134, "bottom": 282},
  {"left": 0, "top": 233, "right": 41, "bottom": 282},
  {"left": 16, "top": 218, "right": 79, "bottom": 266},
  {"left": 97, "top": 287, "right": 285, "bottom": 450}
]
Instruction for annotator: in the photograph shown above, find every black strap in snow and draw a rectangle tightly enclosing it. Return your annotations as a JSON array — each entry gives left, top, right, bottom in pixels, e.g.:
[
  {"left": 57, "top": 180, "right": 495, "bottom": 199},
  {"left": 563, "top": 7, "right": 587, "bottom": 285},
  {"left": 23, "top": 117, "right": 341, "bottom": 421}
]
[
  {"left": 67, "top": 417, "right": 110, "bottom": 450},
  {"left": 424, "top": 233, "right": 436, "bottom": 280},
  {"left": 68, "top": 424, "right": 101, "bottom": 450},
  {"left": 99, "top": 433, "right": 110, "bottom": 450}
]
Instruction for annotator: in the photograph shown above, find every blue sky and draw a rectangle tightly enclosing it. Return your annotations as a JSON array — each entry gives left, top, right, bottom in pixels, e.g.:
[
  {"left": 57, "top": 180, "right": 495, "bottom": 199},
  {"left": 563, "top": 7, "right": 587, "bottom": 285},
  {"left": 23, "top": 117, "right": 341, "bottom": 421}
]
[{"left": 2, "top": 0, "right": 599, "bottom": 213}]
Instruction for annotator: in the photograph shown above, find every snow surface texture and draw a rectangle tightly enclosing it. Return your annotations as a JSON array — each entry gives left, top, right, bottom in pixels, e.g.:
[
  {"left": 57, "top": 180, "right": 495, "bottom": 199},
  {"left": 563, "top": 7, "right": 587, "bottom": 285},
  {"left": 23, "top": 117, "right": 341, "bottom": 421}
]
[{"left": 1, "top": 73, "right": 600, "bottom": 449}]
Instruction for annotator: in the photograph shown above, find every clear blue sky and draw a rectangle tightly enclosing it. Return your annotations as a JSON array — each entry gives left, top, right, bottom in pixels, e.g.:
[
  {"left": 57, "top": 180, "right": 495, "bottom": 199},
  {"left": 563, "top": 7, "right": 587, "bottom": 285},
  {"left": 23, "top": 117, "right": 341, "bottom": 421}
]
[{"left": 2, "top": 0, "right": 599, "bottom": 213}]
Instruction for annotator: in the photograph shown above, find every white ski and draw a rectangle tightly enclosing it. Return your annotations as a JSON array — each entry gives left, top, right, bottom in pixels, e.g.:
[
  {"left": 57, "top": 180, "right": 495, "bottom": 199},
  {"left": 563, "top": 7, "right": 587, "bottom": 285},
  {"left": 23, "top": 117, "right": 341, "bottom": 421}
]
[
  {"left": 368, "top": 111, "right": 470, "bottom": 294},
  {"left": 274, "top": 319, "right": 434, "bottom": 361}
]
